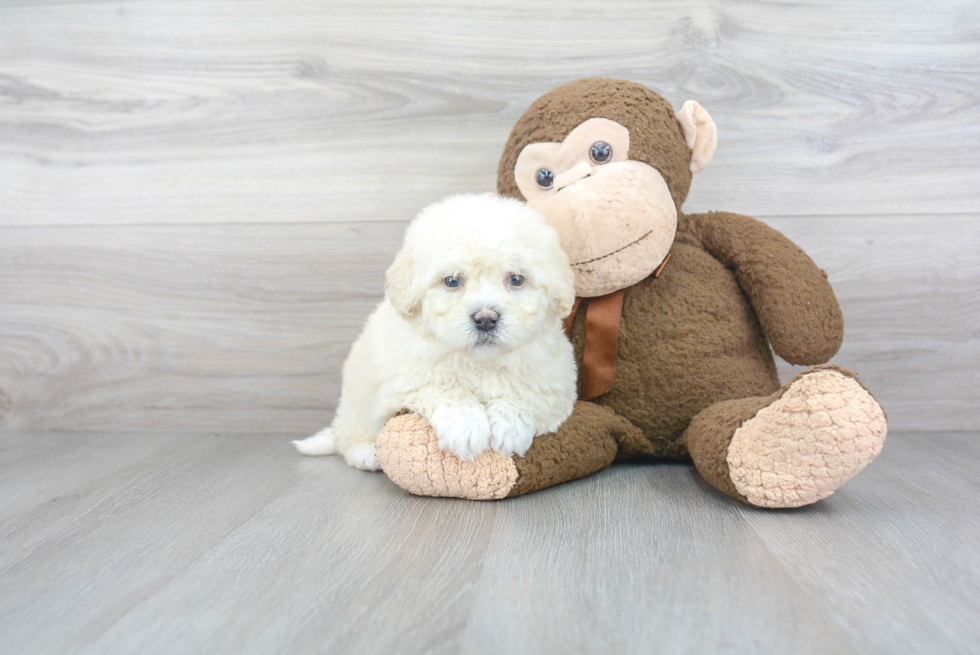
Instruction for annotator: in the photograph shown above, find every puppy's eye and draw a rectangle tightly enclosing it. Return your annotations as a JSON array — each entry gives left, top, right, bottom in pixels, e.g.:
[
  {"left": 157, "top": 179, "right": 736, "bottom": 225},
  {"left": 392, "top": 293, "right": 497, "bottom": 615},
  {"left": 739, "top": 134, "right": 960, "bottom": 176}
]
[
  {"left": 589, "top": 141, "right": 612, "bottom": 164},
  {"left": 444, "top": 276, "right": 462, "bottom": 289},
  {"left": 535, "top": 168, "right": 554, "bottom": 189},
  {"left": 507, "top": 274, "right": 525, "bottom": 288}
]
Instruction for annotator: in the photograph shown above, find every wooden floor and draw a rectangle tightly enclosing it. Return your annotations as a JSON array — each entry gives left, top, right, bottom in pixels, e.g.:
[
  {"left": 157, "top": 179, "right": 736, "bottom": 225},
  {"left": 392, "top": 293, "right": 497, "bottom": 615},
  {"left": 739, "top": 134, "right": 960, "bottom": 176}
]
[{"left": 1, "top": 431, "right": 976, "bottom": 654}]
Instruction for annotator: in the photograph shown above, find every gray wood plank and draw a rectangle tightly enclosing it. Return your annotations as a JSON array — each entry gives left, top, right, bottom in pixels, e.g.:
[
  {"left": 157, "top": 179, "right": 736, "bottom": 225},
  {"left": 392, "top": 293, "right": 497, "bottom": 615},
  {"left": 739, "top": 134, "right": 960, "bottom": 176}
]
[
  {"left": 0, "top": 0, "right": 977, "bottom": 227},
  {"left": 90, "top": 465, "right": 862, "bottom": 655},
  {"left": 0, "top": 434, "right": 320, "bottom": 653},
  {"left": 1, "top": 215, "right": 976, "bottom": 434},
  {"left": 0, "top": 431, "right": 199, "bottom": 520},
  {"left": 0, "top": 221, "right": 401, "bottom": 433},
  {"left": 81, "top": 463, "right": 497, "bottom": 655},
  {"left": 461, "top": 467, "right": 860, "bottom": 655},
  {"left": 1, "top": 431, "right": 976, "bottom": 654},
  {"left": 742, "top": 432, "right": 980, "bottom": 654}
]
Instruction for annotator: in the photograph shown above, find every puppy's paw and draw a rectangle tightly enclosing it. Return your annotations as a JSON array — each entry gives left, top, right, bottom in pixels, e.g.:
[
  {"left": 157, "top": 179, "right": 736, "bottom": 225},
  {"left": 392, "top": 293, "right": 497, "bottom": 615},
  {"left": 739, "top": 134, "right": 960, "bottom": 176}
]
[
  {"left": 430, "top": 404, "right": 492, "bottom": 461},
  {"left": 486, "top": 400, "right": 535, "bottom": 457},
  {"left": 342, "top": 442, "right": 381, "bottom": 471}
]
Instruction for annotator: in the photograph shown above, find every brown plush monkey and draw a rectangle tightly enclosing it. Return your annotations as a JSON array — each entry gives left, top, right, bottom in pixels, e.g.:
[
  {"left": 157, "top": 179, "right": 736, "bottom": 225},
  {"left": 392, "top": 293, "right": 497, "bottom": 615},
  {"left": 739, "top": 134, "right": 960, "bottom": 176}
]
[{"left": 376, "top": 78, "right": 887, "bottom": 508}]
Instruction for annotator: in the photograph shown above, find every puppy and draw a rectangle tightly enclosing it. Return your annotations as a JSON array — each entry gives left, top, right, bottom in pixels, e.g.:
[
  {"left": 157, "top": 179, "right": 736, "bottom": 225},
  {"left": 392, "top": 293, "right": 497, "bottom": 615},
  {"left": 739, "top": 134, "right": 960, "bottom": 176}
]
[{"left": 292, "top": 194, "right": 578, "bottom": 470}]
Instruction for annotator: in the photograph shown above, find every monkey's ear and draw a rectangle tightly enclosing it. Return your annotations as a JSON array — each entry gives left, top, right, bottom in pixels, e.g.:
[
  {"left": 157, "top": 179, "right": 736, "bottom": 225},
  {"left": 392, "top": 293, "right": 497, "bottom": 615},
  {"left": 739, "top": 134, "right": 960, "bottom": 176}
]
[
  {"left": 676, "top": 100, "right": 718, "bottom": 173},
  {"left": 385, "top": 247, "right": 421, "bottom": 319}
]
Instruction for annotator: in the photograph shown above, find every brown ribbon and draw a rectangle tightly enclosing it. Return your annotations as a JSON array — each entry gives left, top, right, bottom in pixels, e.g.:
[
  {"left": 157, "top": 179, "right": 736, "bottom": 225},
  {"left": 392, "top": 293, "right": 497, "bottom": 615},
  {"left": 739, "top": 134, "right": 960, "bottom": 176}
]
[{"left": 563, "top": 253, "right": 671, "bottom": 401}]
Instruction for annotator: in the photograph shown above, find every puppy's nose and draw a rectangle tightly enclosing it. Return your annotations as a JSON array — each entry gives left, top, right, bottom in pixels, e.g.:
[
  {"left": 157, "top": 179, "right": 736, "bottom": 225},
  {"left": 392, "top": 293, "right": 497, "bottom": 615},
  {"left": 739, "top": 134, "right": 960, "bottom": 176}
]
[{"left": 472, "top": 309, "right": 499, "bottom": 332}]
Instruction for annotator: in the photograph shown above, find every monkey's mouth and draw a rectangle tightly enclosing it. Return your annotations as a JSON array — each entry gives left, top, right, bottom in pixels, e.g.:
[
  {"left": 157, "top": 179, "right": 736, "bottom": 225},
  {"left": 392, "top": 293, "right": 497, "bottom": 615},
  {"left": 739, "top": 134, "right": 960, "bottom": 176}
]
[{"left": 570, "top": 229, "right": 654, "bottom": 268}]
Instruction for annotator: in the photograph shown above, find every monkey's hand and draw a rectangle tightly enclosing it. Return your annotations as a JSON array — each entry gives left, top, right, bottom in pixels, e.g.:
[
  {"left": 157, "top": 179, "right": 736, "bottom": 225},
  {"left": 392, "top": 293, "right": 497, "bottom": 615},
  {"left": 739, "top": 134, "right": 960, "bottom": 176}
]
[
  {"left": 376, "top": 402, "right": 626, "bottom": 499},
  {"left": 686, "top": 211, "right": 843, "bottom": 365}
]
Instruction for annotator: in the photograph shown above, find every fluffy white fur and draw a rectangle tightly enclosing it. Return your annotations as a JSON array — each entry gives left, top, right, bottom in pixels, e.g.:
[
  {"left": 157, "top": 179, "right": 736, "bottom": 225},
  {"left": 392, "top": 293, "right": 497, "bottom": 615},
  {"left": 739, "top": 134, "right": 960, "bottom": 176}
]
[{"left": 292, "top": 194, "right": 578, "bottom": 470}]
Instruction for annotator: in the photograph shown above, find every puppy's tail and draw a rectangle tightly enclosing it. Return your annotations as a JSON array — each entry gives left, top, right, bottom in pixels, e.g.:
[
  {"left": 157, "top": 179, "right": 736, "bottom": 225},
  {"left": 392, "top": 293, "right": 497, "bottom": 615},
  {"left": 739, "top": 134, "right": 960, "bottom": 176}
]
[{"left": 292, "top": 427, "right": 337, "bottom": 456}]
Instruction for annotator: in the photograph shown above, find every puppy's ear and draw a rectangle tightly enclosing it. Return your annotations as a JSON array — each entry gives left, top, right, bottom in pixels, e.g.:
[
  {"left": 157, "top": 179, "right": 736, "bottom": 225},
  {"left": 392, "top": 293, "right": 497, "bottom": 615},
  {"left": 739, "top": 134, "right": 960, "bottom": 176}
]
[
  {"left": 553, "top": 262, "right": 577, "bottom": 317},
  {"left": 385, "top": 247, "right": 421, "bottom": 319},
  {"left": 541, "top": 238, "right": 576, "bottom": 317}
]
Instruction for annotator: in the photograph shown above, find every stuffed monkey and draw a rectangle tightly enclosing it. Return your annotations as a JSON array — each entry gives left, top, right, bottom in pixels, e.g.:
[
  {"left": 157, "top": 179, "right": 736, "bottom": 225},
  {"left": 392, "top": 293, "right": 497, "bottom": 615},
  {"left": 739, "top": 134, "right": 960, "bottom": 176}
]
[{"left": 376, "top": 78, "right": 886, "bottom": 508}]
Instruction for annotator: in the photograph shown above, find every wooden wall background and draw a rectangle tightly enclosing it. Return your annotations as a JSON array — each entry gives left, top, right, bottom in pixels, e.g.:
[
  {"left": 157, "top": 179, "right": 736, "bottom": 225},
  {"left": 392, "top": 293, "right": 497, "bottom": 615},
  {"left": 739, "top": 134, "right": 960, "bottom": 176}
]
[{"left": 0, "top": 0, "right": 977, "bottom": 434}]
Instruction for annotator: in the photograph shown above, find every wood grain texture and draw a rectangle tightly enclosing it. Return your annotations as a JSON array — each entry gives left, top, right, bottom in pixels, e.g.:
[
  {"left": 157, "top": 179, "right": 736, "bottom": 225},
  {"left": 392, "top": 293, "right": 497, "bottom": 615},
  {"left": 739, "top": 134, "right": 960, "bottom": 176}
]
[
  {"left": 0, "top": 430, "right": 199, "bottom": 523},
  {"left": 0, "top": 221, "right": 400, "bottom": 432},
  {"left": 770, "top": 214, "right": 980, "bottom": 431},
  {"left": 0, "top": 433, "right": 319, "bottom": 652},
  {"left": 743, "top": 435, "right": 980, "bottom": 654},
  {"left": 1, "top": 215, "right": 976, "bottom": 433},
  {"left": 0, "top": 0, "right": 978, "bottom": 226},
  {"left": 0, "top": 431, "right": 976, "bottom": 654},
  {"left": 0, "top": 1, "right": 977, "bottom": 432}
]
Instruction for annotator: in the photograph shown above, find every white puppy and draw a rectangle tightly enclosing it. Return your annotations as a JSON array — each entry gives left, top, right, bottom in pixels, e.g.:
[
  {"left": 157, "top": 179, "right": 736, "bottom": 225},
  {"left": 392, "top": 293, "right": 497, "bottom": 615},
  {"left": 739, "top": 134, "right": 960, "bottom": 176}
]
[{"left": 293, "top": 194, "right": 578, "bottom": 470}]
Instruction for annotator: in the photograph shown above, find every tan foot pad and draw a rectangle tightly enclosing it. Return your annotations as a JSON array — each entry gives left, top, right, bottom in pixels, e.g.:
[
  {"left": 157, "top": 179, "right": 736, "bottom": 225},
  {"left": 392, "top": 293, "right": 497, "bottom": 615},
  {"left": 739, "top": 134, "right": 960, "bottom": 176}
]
[
  {"left": 727, "top": 369, "right": 887, "bottom": 508},
  {"left": 376, "top": 414, "right": 518, "bottom": 500}
]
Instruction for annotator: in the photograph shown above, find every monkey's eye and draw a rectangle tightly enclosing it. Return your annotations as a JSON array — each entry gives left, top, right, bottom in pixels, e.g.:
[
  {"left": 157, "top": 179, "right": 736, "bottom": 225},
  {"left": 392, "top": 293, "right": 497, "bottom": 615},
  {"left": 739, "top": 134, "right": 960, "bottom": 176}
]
[
  {"left": 507, "top": 274, "right": 525, "bottom": 287},
  {"left": 589, "top": 141, "right": 612, "bottom": 164},
  {"left": 444, "top": 276, "right": 462, "bottom": 289},
  {"left": 535, "top": 168, "right": 554, "bottom": 189}
]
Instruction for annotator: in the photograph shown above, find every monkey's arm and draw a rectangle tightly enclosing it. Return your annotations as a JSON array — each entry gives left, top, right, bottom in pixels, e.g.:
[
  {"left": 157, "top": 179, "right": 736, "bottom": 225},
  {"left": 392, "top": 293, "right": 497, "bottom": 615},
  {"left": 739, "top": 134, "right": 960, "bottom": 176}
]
[
  {"left": 376, "top": 401, "right": 628, "bottom": 499},
  {"left": 684, "top": 211, "right": 843, "bottom": 365}
]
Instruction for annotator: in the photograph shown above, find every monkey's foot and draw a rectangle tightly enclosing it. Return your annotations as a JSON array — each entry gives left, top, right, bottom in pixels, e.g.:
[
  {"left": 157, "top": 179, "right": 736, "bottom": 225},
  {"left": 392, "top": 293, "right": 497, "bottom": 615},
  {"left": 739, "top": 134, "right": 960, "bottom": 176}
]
[{"left": 726, "top": 367, "right": 887, "bottom": 508}]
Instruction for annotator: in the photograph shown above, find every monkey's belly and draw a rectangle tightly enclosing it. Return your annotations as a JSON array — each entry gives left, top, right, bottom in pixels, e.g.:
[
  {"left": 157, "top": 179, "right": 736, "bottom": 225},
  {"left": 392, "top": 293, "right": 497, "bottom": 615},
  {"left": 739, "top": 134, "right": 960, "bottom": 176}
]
[{"left": 569, "top": 241, "right": 780, "bottom": 460}]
